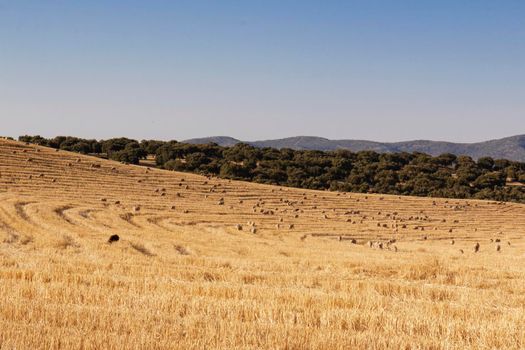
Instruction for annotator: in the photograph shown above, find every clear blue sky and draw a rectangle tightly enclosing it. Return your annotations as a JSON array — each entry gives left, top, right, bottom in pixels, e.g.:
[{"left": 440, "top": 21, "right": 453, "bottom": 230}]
[{"left": 1, "top": 1, "right": 524, "bottom": 142}]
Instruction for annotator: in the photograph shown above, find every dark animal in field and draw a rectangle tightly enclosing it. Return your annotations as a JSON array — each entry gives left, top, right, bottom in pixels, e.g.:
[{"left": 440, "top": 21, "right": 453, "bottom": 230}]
[
  {"left": 108, "top": 234, "right": 120, "bottom": 243},
  {"left": 474, "top": 242, "right": 480, "bottom": 253}
]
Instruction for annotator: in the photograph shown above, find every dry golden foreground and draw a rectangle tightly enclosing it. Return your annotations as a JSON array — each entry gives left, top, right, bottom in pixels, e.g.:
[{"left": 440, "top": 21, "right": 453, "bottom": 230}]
[{"left": 1, "top": 138, "right": 524, "bottom": 350}]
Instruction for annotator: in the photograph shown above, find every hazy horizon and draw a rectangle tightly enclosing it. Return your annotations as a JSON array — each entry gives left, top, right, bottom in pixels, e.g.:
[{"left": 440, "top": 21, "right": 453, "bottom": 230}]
[{"left": 1, "top": 1, "right": 524, "bottom": 142}]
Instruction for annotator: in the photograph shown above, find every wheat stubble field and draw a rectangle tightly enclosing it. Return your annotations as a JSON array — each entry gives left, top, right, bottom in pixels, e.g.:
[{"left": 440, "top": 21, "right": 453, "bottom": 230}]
[{"left": 0, "top": 138, "right": 524, "bottom": 349}]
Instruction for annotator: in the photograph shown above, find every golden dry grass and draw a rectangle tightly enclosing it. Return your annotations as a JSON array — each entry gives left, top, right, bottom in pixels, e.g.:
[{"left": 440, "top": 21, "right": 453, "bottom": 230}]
[{"left": 1, "top": 138, "right": 524, "bottom": 349}]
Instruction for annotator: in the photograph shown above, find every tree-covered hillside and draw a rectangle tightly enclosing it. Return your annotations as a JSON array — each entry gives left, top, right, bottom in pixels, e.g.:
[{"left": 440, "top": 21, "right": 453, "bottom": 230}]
[{"left": 19, "top": 135, "right": 525, "bottom": 203}]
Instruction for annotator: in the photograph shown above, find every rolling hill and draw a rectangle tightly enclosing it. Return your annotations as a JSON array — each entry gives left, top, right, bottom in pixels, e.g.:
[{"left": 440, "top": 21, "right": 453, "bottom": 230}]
[
  {"left": 1, "top": 138, "right": 525, "bottom": 349},
  {"left": 184, "top": 134, "right": 525, "bottom": 161}
]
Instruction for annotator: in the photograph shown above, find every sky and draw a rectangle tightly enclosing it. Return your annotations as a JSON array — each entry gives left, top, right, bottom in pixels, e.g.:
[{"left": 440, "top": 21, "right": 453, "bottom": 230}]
[{"left": 0, "top": 1, "right": 524, "bottom": 142}]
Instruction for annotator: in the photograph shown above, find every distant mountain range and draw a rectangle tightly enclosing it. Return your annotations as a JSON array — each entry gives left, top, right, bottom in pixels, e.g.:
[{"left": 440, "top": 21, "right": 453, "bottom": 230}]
[{"left": 184, "top": 135, "right": 525, "bottom": 162}]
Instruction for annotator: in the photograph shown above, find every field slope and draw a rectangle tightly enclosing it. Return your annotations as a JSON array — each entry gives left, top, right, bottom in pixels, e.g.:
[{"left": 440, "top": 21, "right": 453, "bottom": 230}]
[{"left": 1, "top": 138, "right": 524, "bottom": 349}]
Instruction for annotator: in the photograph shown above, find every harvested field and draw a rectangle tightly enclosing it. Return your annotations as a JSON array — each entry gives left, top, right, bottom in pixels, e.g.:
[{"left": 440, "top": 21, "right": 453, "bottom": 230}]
[{"left": 1, "top": 138, "right": 524, "bottom": 349}]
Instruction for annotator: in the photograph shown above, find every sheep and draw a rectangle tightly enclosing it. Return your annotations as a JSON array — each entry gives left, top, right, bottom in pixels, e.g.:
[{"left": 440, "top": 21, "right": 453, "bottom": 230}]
[
  {"left": 474, "top": 242, "right": 480, "bottom": 253},
  {"left": 496, "top": 244, "right": 501, "bottom": 252},
  {"left": 450, "top": 239, "right": 455, "bottom": 245},
  {"left": 235, "top": 224, "right": 243, "bottom": 231}
]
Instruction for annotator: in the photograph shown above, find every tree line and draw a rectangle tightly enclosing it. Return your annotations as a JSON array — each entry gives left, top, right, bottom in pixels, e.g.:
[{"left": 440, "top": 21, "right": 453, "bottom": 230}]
[{"left": 18, "top": 135, "right": 525, "bottom": 203}]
